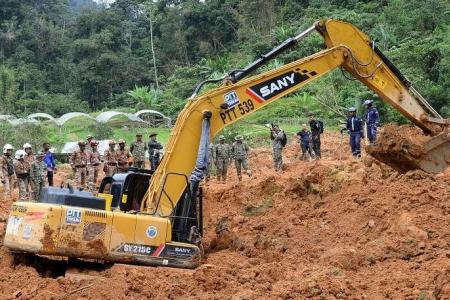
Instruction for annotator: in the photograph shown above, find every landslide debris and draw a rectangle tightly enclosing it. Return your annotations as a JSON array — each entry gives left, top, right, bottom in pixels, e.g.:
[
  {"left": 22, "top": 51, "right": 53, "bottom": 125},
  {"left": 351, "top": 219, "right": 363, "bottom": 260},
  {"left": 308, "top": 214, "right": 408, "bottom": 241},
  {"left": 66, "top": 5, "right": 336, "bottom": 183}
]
[
  {"left": 366, "top": 124, "right": 432, "bottom": 172},
  {"left": 0, "top": 131, "right": 449, "bottom": 299}
]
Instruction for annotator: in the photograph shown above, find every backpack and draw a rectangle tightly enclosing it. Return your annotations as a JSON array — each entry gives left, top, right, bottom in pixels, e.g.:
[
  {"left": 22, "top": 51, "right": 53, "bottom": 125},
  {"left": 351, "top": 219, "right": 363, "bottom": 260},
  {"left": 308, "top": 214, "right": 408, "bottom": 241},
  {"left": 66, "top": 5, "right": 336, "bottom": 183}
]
[
  {"left": 318, "top": 120, "right": 324, "bottom": 134},
  {"left": 281, "top": 131, "right": 288, "bottom": 147}
]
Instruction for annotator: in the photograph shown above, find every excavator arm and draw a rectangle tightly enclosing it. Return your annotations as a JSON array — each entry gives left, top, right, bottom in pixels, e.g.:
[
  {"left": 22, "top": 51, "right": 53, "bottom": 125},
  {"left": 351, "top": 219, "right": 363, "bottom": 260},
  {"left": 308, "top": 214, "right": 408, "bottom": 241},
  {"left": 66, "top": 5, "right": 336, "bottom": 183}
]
[{"left": 144, "top": 19, "right": 449, "bottom": 216}]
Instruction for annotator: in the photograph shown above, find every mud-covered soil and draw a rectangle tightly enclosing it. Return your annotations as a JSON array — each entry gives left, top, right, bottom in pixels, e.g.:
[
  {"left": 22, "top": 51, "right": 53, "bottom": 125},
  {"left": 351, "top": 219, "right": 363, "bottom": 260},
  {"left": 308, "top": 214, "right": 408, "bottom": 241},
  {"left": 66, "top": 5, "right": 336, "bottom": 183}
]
[
  {"left": 0, "top": 129, "right": 449, "bottom": 299},
  {"left": 366, "top": 124, "right": 436, "bottom": 173}
]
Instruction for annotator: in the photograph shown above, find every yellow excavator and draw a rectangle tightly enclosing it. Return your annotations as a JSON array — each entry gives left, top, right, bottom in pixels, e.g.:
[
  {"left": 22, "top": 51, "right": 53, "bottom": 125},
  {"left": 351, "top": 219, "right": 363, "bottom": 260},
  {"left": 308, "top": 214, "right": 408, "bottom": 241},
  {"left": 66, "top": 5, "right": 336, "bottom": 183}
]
[{"left": 4, "top": 20, "right": 449, "bottom": 269}]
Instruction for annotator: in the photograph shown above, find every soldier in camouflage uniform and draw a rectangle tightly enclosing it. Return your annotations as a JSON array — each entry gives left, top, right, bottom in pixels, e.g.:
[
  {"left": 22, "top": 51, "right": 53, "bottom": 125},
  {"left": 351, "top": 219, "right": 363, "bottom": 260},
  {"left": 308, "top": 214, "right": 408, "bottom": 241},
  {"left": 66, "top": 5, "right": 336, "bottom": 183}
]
[
  {"left": 204, "top": 143, "right": 215, "bottom": 181},
  {"left": 116, "top": 139, "right": 132, "bottom": 173},
  {"left": 70, "top": 140, "right": 89, "bottom": 190},
  {"left": 130, "top": 133, "right": 148, "bottom": 169},
  {"left": 14, "top": 150, "right": 30, "bottom": 201},
  {"left": 29, "top": 151, "right": 47, "bottom": 201},
  {"left": 104, "top": 140, "right": 117, "bottom": 177},
  {"left": 23, "top": 143, "right": 34, "bottom": 195},
  {"left": 231, "top": 135, "right": 252, "bottom": 181},
  {"left": 88, "top": 140, "right": 101, "bottom": 192},
  {"left": 85, "top": 135, "right": 94, "bottom": 153},
  {"left": 85, "top": 135, "right": 94, "bottom": 178},
  {"left": 270, "top": 125, "right": 284, "bottom": 171},
  {"left": 1, "top": 144, "right": 15, "bottom": 200},
  {"left": 214, "top": 135, "right": 230, "bottom": 182}
]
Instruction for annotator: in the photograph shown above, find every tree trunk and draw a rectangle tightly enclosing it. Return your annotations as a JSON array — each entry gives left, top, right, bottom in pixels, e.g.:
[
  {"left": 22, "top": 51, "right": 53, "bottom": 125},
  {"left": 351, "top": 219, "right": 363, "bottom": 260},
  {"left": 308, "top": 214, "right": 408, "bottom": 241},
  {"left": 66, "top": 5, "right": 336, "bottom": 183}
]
[{"left": 148, "top": 4, "right": 159, "bottom": 93}]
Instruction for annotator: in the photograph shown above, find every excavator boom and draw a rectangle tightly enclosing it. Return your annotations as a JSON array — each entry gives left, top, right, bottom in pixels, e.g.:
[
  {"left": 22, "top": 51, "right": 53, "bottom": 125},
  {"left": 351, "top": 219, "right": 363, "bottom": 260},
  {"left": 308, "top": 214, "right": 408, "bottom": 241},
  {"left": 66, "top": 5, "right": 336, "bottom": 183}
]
[{"left": 145, "top": 19, "right": 449, "bottom": 216}]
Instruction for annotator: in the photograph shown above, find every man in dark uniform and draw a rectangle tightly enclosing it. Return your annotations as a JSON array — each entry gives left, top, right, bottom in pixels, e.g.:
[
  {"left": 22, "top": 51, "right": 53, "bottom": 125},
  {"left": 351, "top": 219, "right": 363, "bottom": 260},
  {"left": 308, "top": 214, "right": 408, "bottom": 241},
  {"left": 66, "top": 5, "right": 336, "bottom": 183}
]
[
  {"left": 363, "top": 99, "right": 380, "bottom": 144},
  {"left": 308, "top": 114, "right": 323, "bottom": 159},
  {"left": 148, "top": 133, "right": 163, "bottom": 171},
  {"left": 296, "top": 124, "right": 313, "bottom": 161},
  {"left": 345, "top": 107, "right": 363, "bottom": 157}
]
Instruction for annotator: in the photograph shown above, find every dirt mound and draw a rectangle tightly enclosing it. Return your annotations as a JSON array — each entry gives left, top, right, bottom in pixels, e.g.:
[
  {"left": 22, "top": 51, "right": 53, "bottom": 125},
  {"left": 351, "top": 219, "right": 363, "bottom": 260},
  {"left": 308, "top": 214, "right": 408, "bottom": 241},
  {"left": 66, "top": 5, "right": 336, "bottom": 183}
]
[
  {"left": 0, "top": 131, "right": 449, "bottom": 299},
  {"left": 366, "top": 124, "right": 432, "bottom": 173}
]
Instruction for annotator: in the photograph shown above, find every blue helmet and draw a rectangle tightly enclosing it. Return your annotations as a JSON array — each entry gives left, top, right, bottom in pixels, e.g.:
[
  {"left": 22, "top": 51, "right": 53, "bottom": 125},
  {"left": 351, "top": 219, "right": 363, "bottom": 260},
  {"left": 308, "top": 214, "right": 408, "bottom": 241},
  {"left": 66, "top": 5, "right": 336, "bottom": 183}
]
[
  {"left": 348, "top": 107, "right": 357, "bottom": 112},
  {"left": 363, "top": 99, "right": 374, "bottom": 106}
]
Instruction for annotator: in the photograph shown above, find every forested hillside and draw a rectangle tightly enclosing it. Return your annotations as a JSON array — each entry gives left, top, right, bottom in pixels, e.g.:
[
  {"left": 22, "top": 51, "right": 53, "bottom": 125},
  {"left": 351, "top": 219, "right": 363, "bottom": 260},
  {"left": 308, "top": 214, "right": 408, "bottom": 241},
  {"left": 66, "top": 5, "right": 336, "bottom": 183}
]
[{"left": 0, "top": 0, "right": 448, "bottom": 121}]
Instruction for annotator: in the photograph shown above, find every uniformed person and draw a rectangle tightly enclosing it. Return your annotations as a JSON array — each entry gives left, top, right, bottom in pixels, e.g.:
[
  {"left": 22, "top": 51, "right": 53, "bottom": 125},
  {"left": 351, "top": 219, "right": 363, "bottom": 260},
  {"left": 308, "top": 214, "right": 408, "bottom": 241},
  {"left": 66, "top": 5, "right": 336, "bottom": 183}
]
[
  {"left": 364, "top": 99, "right": 380, "bottom": 144},
  {"left": 346, "top": 107, "right": 363, "bottom": 157},
  {"left": 85, "top": 135, "right": 94, "bottom": 178},
  {"left": 85, "top": 134, "right": 94, "bottom": 153},
  {"left": 214, "top": 135, "right": 230, "bottom": 182},
  {"left": 148, "top": 133, "right": 163, "bottom": 171},
  {"left": 14, "top": 150, "right": 30, "bottom": 201},
  {"left": 88, "top": 140, "right": 101, "bottom": 192},
  {"left": 29, "top": 151, "right": 47, "bottom": 201},
  {"left": 23, "top": 143, "right": 34, "bottom": 195},
  {"left": 309, "top": 114, "right": 323, "bottom": 159},
  {"left": 231, "top": 135, "right": 252, "bottom": 181},
  {"left": 296, "top": 124, "right": 313, "bottom": 161},
  {"left": 103, "top": 140, "right": 117, "bottom": 177},
  {"left": 204, "top": 143, "right": 215, "bottom": 181},
  {"left": 270, "top": 125, "right": 284, "bottom": 171},
  {"left": 70, "top": 140, "right": 89, "bottom": 190},
  {"left": 23, "top": 143, "right": 34, "bottom": 169},
  {"left": 130, "top": 133, "right": 148, "bottom": 169},
  {"left": 1, "top": 144, "right": 15, "bottom": 200},
  {"left": 116, "top": 139, "right": 132, "bottom": 173}
]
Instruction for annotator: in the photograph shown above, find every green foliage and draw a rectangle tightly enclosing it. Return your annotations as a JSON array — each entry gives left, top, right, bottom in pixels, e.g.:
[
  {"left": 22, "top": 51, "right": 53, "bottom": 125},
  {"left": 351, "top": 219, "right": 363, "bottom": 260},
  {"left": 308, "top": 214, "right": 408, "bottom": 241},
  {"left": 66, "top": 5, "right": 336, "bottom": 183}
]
[
  {"left": 0, "top": 0, "right": 447, "bottom": 123},
  {"left": 0, "top": 123, "right": 53, "bottom": 151},
  {"left": 126, "top": 85, "right": 160, "bottom": 109},
  {"left": 0, "top": 66, "right": 17, "bottom": 113}
]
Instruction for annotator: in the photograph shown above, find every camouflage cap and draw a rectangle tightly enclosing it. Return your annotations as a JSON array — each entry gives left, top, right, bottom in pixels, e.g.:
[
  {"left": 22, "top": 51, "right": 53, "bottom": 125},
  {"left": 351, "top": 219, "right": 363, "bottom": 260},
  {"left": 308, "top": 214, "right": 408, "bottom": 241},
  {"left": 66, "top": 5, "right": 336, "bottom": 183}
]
[
  {"left": 348, "top": 107, "right": 357, "bottom": 112},
  {"left": 235, "top": 135, "right": 243, "bottom": 141},
  {"left": 86, "top": 135, "right": 94, "bottom": 140},
  {"left": 136, "top": 132, "right": 143, "bottom": 136},
  {"left": 219, "top": 135, "right": 225, "bottom": 140}
]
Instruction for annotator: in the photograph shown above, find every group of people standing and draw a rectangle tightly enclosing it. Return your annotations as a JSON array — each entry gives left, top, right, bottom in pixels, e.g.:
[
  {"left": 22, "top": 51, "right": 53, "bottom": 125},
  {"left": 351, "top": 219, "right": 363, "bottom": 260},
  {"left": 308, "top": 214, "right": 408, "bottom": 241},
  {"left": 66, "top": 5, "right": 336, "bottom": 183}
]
[
  {"left": 295, "top": 114, "right": 324, "bottom": 161},
  {"left": 293, "top": 99, "right": 380, "bottom": 162},
  {"left": 1, "top": 100, "right": 380, "bottom": 199},
  {"left": 206, "top": 135, "right": 252, "bottom": 183},
  {"left": 70, "top": 133, "right": 164, "bottom": 191},
  {"left": 0, "top": 142, "right": 56, "bottom": 201},
  {"left": 343, "top": 99, "right": 380, "bottom": 157}
]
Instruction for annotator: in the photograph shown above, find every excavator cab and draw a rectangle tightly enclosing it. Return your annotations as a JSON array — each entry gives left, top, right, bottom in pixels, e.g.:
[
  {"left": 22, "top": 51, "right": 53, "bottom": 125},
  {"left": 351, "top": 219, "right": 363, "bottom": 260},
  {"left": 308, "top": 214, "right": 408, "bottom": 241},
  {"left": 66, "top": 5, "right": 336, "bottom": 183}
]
[
  {"left": 4, "top": 168, "right": 203, "bottom": 268},
  {"left": 98, "top": 168, "right": 152, "bottom": 212}
]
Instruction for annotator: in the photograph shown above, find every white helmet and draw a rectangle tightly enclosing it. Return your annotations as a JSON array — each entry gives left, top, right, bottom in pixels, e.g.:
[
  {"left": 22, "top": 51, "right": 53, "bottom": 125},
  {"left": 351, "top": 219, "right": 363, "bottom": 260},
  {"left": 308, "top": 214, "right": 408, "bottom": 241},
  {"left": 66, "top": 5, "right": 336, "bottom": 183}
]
[
  {"left": 3, "top": 144, "right": 14, "bottom": 154},
  {"left": 15, "top": 149, "right": 26, "bottom": 160},
  {"left": 23, "top": 143, "right": 32, "bottom": 149}
]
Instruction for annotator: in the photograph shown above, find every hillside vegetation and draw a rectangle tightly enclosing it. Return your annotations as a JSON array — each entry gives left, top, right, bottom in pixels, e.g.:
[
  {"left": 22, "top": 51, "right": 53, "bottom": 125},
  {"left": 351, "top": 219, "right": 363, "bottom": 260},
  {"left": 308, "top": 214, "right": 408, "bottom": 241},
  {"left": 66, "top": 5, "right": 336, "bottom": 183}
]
[{"left": 0, "top": 0, "right": 448, "bottom": 138}]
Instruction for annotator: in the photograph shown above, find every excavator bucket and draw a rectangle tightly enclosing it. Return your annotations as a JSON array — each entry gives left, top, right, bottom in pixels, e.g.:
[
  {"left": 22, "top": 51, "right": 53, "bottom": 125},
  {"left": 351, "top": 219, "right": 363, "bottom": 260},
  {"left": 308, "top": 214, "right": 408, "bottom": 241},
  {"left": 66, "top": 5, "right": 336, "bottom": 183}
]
[
  {"left": 367, "top": 128, "right": 450, "bottom": 174},
  {"left": 416, "top": 133, "right": 450, "bottom": 173}
]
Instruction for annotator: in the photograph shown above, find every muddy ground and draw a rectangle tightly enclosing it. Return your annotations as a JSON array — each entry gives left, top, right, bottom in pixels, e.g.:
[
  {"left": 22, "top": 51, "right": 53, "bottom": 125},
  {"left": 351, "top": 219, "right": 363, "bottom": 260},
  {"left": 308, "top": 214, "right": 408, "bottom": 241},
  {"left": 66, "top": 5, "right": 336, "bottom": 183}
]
[{"left": 0, "top": 130, "right": 449, "bottom": 299}]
